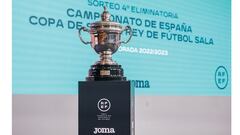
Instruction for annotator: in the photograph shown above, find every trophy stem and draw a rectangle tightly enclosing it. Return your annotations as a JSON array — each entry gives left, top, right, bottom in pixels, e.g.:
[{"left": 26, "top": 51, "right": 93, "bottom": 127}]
[{"left": 99, "top": 51, "right": 115, "bottom": 65}]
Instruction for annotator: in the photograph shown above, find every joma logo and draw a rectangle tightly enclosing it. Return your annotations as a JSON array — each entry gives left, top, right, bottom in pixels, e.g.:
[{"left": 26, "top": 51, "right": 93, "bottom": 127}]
[
  {"left": 131, "top": 80, "right": 150, "bottom": 88},
  {"left": 93, "top": 128, "right": 115, "bottom": 134}
]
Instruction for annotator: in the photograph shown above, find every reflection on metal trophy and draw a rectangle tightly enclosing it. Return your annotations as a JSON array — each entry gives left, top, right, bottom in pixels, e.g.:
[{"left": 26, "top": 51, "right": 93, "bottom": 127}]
[{"left": 78, "top": 7, "right": 132, "bottom": 81}]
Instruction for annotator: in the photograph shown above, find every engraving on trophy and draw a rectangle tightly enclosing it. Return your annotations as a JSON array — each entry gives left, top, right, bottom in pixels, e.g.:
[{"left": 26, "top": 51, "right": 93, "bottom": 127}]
[
  {"left": 100, "top": 70, "right": 110, "bottom": 76},
  {"left": 98, "top": 32, "right": 108, "bottom": 44},
  {"left": 78, "top": 7, "right": 132, "bottom": 81}
]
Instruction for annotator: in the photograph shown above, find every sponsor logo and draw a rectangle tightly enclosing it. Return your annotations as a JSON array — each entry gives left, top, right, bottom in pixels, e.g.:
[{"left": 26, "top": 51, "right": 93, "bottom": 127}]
[
  {"left": 93, "top": 128, "right": 115, "bottom": 134},
  {"left": 131, "top": 80, "right": 150, "bottom": 88}
]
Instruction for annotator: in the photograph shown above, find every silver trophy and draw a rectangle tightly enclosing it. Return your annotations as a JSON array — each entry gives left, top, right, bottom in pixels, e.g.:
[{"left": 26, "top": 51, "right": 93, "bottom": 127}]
[{"left": 79, "top": 7, "right": 132, "bottom": 81}]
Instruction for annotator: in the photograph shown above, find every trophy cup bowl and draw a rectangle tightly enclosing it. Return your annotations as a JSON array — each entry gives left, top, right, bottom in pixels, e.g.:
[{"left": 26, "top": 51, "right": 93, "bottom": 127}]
[
  {"left": 79, "top": 23, "right": 132, "bottom": 55},
  {"left": 78, "top": 7, "right": 132, "bottom": 81}
]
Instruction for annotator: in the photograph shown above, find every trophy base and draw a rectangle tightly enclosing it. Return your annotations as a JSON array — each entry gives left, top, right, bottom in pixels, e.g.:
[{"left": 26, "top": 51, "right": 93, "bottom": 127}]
[{"left": 86, "top": 64, "right": 126, "bottom": 81}]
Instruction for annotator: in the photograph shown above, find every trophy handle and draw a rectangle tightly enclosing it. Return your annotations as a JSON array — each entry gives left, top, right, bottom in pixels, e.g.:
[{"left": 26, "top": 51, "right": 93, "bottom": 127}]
[
  {"left": 78, "top": 27, "right": 91, "bottom": 45},
  {"left": 120, "top": 25, "right": 132, "bottom": 44}
]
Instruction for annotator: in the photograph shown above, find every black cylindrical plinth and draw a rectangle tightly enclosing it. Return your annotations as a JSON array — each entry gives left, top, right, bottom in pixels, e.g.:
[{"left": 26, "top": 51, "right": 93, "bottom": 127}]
[{"left": 86, "top": 64, "right": 126, "bottom": 81}]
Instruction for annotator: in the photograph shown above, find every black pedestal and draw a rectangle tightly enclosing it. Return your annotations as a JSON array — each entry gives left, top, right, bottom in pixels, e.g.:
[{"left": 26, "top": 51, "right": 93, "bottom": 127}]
[{"left": 78, "top": 81, "right": 134, "bottom": 135}]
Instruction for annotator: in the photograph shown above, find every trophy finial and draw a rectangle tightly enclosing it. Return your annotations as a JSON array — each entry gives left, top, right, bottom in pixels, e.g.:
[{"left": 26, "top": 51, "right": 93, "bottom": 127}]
[{"left": 101, "top": 6, "right": 110, "bottom": 21}]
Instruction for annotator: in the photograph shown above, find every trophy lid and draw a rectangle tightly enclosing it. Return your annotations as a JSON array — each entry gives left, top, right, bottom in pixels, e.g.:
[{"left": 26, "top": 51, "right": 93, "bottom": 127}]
[{"left": 90, "top": 7, "right": 122, "bottom": 32}]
